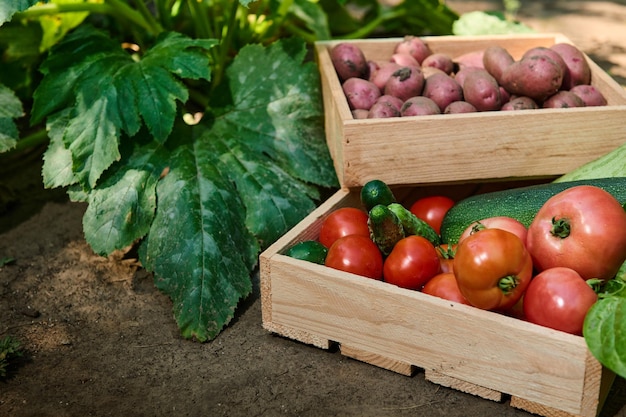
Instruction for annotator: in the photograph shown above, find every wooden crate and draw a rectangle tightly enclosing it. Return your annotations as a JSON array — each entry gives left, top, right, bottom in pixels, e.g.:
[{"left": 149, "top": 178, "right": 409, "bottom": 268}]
[
  {"left": 315, "top": 34, "right": 626, "bottom": 188},
  {"left": 260, "top": 34, "right": 624, "bottom": 417},
  {"left": 260, "top": 184, "right": 616, "bottom": 417}
]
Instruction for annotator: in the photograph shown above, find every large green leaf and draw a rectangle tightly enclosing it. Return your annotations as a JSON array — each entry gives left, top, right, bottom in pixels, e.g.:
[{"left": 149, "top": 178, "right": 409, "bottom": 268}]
[
  {"left": 134, "top": 38, "right": 336, "bottom": 341},
  {"left": 82, "top": 136, "right": 168, "bottom": 256},
  {"left": 0, "top": 0, "right": 40, "bottom": 26},
  {"left": 139, "top": 142, "right": 259, "bottom": 341},
  {"left": 33, "top": 25, "right": 217, "bottom": 188},
  {"left": 584, "top": 296, "right": 626, "bottom": 379},
  {"left": 207, "top": 38, "right": 337, "bottom": 246},
  {"left": 0, "top": 83, "right": 24, "bottom": 152}
]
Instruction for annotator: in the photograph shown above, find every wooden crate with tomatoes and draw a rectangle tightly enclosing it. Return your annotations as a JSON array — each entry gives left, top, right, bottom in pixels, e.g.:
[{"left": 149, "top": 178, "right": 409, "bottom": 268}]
[{"left": 259, "top": 34, "right": 626, "bottom": 417}]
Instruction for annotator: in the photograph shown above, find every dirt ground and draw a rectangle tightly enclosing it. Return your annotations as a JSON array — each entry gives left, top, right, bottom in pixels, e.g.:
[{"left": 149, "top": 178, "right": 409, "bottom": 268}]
[{"left": 2, "top": 2, "right": 626, "bottom": 417}]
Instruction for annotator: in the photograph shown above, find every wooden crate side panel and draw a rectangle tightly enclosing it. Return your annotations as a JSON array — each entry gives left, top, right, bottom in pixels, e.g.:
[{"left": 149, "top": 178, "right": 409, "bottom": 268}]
[
  {"left": 268, "top": 255, "right": 595, "bottom": 415},
  {"left": 338, "top": 108, "right": 626, "bottom": 187},
  {"left": 260, "top": 189, "right": 357, "bottom": 344},
  {"left": 315, "top": 43, "right": 352, "bottom": 186}
]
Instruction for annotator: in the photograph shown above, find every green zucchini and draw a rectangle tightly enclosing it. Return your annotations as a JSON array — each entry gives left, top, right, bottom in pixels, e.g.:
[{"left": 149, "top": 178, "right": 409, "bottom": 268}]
[
  {"left": 361, "top": 179, "right": 396, "bottom": 212},
  {"left": 440, "top": 177, "right": 626, "bottom": 244},
  {"left": 387, "top": 203, "right": 441, "bottom": 246},
  {"left": 554, "top": 142, "right": 626, "bottom": 182},
  {"left": 368, "top": 204, "right": 404, "bottom": 255}
]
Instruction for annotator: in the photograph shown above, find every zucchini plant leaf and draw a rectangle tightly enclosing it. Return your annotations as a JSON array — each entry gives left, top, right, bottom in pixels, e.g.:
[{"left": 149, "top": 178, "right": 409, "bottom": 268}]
[
  {"left": 584, "top": 295, "right": 626, "bottom": 379},
  {"left": 137, "top": 37, "right": 337, "bottom": 341},
  {"left": 208, "top": 38, "right": 338, "bottom": 245},
  {"left": 33, "top": 25, "right": 216, "bottom": 188},
  {"left": 82, "top": 134, "right": 168, "bottom": 256},
  {"left": 0, "top": 0, "right": 40, "bottom": 26},
  {"left": 0, "top": 83, "right": 24, "bottom": 152},
  {"left": 139, "top": 141, "right": 259, "bottom": 342}
]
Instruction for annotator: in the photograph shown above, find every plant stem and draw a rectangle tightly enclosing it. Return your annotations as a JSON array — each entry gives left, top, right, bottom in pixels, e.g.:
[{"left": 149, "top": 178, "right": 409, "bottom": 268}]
[
  {"left": 130, "top": 0, "right": 164, "bottom": 34},
  {"left": 13, "top": 0, "right": 159, "bottom": 37},
  {"left": 213, "top": 0, "right": 241, "bottom": 88},
  {"left": 339, "top": 10, "right": 404, "bottom": 39},
  {"left": 11, "top": 129, "right": 49, "bottom": 154}
]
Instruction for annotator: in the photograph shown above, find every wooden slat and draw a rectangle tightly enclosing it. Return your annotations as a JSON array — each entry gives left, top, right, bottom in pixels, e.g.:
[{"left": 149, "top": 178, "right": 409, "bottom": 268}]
[
  {"left": 425, "top": 370, "right": 503, "bottom": 402},
  {"left": 341, "top": 344, "right": 414, "bottom": 376}
]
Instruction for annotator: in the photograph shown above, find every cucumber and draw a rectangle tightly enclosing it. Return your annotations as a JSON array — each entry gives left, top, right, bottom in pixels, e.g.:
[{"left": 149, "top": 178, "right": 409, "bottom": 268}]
[
  {"left": 368, "top": 204, "right": 404, "bottom": 255},
  {"left": 285, "top": 240, "right": 328, "bottom": 265},
  {"left": 554, "top": 142, "right": 626, "bottom": 182},
  {"left": 361, "top": 179, "right": 396, "bottom": 212},
  {"left": 440, "top": 177, "right": 626, "bottom": 245},
  {"left": 387, "top": 203, "right": 441, "bottom": 246}
]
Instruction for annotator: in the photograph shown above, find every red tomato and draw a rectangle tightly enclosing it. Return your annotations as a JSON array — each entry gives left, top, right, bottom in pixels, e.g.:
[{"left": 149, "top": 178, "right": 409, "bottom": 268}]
[
  {"left": 436, "top": 243, "right": 456, "bottom": 274},
  {"left": 383, "top": 235, "right": 440, "bottom": 290},
  {"left": 422, "top": 272, "right": 470, "bottom": 305},
  {"left": 409, "top": 196, "right": 455, "bottom": 234},
  {"left": 527, "top": 185, "right": 626, "bottom": 280},
  {"left": 325, "top": 234, "right": 383, "bottom": 279},
  {"left": 318, "top": 207, "right": 370, "bottom": 248},
  {"left": 458, "top": 216, "right": 527, "bottom": 246},
  {"left": 523, "top": 267, "right": 598, "bottom": 335},
  {"left": 454, "top": 228, "right": 533, "bottom": 311}
]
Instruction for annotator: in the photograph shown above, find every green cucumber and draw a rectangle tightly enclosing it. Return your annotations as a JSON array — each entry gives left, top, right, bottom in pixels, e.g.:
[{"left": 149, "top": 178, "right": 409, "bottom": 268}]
[
  {"left": 368, "top": 204, "right": 404, "bottom": 256},
  {"left": 361, "top": 179, "right": 396, "bottom": 212},
  {"left": 285, "top": 240, "right": 328, "bottom": 264},
  {"left": 387, "top": 203, "right": 441, "bottom": 246},
  {"left": 440, "top": 177, "right": 626, "bottom": 245},
  {"left": 554, "top": 142, "right": 626, "bottom": 182}
]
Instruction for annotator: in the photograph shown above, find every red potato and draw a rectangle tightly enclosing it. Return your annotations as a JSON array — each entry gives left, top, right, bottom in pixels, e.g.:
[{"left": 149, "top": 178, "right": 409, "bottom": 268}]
[
  {"left": 550, "top": 43, "right": 591, "bottom": 89},
  {"left": 453, "top": 50, "right": 485, "bottom": 70},
  {"left": 542, "top": 90, "right": 586, "bottom": 108},
  {"left": 501, "top": 96, "right": 539, "bottom": 111},
  {"left": 367, "top": 95, "right": 403, "bottom": 118},
  {"left": 482, "top": 45, "right": 514, "bottom": 83},
  {"left": 522, "top": 47, "right": 568, "bottom": 81},
  {"left": 422, "top": 73, "right": 464, "bottom": 112},
  {"left": 422, "top": 53, "right": 455, "bottom": 75},
  {"left": 394, "top": 35, "right": 432, "bottom": 64},
  {"left": 422, "top": 66, "right": 446, "bottom": 79},
  {"left": 500, "top": 54, "right": 564, "bottom": 101},
  {"left": 330, "top": 42, "right": 369, "bottom": 82},
  {"left": 352, "top": 109, "right": 370, "bottom": 119},
  {"left": 462, "top": 69, "right": 502, "bottom": 111},
  {"left": 390, "top": 53, "right": 420, "bottom": 68},
  {"left": 400, "top": 96, "right": 441, "bottom": 116},
  {"left": 499, "top": 86, "right": 511, "bottom": 104},
  {"left": 367, "top": 60, "right": 380, "bottom": 79},
  {"left": 384, "top": 66, "right": 425, "bottom": 101},
  {"left": 369, "top": 62, "right": 402, "bottom": 91},
  {"left": 342, "top": 77, "right": 381, "bottom": 110},
  {"left": 444, "top": 101, "right": 477, "bottom": 114},
  {"left": 453, "top": 66, "right": 483, "bottom": 88},
  {"left": 570, "top": 84, "right": 607, "bottom": 106}
]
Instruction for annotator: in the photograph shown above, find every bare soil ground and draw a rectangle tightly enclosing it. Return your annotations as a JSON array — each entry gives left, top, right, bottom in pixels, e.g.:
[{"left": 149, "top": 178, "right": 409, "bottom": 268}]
[{"left": 2, "top": 2, "right": 626, "bottom": 416}]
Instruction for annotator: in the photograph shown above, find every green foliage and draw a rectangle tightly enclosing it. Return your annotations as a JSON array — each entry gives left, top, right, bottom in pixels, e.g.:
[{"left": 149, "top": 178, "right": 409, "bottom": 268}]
[
  {"left": 452, "top": 11, "right": 533, "bottom": 35},
  {"left": 0, "top": 335, "right": 23, "bottom": 378},
  {"left": 584, "top": 272, "right": 626, "bottom": 379},
  {"left": 0, "top": 0, "right": 458, "bottom": 341}
]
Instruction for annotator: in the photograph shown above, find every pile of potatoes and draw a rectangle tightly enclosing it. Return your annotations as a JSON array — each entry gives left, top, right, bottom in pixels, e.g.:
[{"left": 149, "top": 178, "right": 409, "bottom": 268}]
[{"left": 330, "top": 36, "right": 608, "bottom": 119}]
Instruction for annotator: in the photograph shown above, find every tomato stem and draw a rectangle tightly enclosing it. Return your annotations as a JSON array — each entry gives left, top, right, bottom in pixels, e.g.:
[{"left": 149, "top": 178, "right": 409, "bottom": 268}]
[
  {"left": 498, "top": 275, "right": 519, "bottom": 295},
  {"left": 550, "top": 217, "right": 571, "bottom": 238}
]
